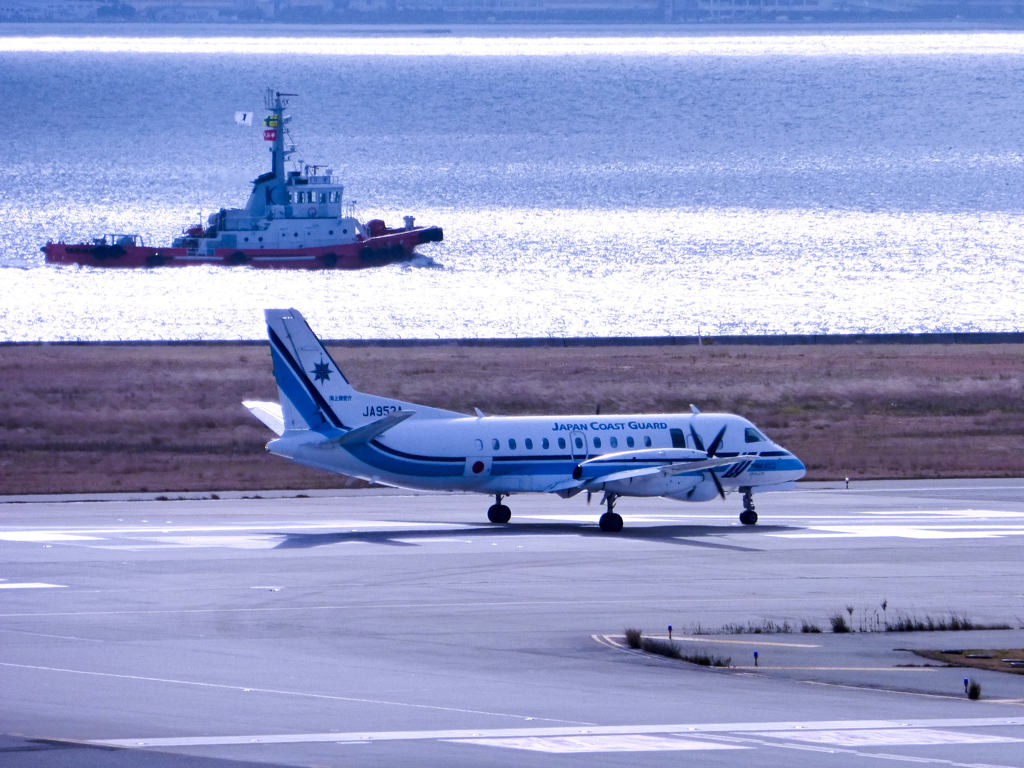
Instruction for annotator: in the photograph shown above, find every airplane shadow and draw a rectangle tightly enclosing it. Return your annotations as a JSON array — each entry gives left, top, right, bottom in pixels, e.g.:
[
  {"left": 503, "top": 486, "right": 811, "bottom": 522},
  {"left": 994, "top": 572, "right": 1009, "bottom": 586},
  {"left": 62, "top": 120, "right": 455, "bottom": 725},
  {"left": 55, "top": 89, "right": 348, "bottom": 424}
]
[{"left": 273, "top": 521, "right": 798, "bottom": 552}]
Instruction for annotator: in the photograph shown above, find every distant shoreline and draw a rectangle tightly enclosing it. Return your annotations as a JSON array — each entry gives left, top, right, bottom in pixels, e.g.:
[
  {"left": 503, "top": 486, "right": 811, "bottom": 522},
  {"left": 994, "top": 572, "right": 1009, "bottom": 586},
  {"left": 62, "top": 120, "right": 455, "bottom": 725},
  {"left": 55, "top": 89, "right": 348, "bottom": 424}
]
[
  {"left": 5, "top": 331, "right": 1023, "bottom": 348},
  {"left": 5, "top": 21, "right": 1024, "bottom": 35}
]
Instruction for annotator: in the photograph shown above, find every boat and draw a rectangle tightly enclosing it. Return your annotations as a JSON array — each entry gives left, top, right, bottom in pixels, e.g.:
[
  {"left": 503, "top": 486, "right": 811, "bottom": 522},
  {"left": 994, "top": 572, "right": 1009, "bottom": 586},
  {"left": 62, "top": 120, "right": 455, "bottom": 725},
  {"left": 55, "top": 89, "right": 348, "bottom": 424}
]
[{"left": 42, "top": 89, "right": 443, "bottom": 269}]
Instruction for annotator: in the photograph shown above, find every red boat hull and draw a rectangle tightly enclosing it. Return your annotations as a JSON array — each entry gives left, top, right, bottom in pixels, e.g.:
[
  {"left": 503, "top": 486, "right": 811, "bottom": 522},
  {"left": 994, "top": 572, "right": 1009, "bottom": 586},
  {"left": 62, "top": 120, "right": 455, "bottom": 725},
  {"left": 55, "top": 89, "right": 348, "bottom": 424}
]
[{"left": 43, "top": 227, "right": 443, "bottom": 269}]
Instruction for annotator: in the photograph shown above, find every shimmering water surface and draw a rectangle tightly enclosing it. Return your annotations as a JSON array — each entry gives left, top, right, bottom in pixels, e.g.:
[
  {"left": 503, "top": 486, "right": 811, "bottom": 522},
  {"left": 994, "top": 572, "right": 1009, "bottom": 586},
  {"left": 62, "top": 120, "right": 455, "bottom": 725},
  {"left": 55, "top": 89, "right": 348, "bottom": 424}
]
[{"left": 2, "top": 25, "right": 1023, "bottom": 340}]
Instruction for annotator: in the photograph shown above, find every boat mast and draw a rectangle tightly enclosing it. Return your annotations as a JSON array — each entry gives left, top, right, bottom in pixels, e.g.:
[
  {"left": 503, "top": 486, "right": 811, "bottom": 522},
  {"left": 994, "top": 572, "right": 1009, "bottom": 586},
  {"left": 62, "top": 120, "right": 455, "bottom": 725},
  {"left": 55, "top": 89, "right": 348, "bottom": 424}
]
[{"left": 265, "top": 88, "right": 296, "bottom": 205}]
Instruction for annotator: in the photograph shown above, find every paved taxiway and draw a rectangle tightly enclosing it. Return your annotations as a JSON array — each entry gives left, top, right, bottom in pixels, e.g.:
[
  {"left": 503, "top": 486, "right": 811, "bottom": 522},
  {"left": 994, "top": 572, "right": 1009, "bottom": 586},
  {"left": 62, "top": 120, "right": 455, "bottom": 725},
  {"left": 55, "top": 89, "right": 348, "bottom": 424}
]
[{"left": 1, "top": 480, "right": 1023, "bottom": 766}]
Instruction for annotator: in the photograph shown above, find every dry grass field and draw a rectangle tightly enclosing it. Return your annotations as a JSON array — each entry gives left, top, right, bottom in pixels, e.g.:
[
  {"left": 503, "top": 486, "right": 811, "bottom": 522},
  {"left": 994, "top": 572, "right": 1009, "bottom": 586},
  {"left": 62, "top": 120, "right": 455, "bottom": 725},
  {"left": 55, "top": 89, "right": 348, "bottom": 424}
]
[{"left": 1, "top": 341, "right": 1021, "bottom": 495}]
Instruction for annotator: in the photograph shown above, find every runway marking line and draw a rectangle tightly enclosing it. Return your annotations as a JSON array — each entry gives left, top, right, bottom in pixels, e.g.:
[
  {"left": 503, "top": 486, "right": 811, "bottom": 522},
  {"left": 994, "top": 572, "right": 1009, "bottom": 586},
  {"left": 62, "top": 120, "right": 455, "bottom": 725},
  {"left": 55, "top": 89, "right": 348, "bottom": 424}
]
[
  {"left": 0, "top": 580, "right": 65, "bottom": 589},
  {"left": 83, "top": 717, "right": 1024, "bottom": 749},
  {"left": 595, "top": 633, "right": 819, "bottom": 650},
  {"left": 450, "top": 734, "right": 748, "bottom": 752},
  {"left": 750, "top": 728, "right": 1022, "bottom": 747},
  {"left": 732, "top": 666, "right": 936, "bottom": 672},
  {"left": 0, "top": 661, "right": 582, "bottom": 726}
]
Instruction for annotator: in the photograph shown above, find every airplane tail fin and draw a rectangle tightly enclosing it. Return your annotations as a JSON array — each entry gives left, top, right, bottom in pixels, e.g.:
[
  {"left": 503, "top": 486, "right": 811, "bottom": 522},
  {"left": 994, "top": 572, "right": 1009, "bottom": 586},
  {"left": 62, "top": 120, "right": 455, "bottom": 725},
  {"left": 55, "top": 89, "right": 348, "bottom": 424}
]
[
  {"left": 264, "top": 308, "right": 358, "bottom": 432},
  {"left": 260, "top": 308, "right": 465, "bottom": 435}
]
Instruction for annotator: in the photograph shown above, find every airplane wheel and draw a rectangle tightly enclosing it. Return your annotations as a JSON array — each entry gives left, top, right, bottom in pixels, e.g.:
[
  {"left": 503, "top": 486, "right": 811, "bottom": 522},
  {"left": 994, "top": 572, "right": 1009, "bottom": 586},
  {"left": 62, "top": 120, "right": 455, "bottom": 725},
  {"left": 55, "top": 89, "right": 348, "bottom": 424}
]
[
  {"left": 740, "top": 510, "right": 758, "bottom": 525},
  {"left": 487, "top": 504, "right": 511, "bottom": 524},
  {"left": 599, "top": 511, "right": 623, "bottom": 532}
]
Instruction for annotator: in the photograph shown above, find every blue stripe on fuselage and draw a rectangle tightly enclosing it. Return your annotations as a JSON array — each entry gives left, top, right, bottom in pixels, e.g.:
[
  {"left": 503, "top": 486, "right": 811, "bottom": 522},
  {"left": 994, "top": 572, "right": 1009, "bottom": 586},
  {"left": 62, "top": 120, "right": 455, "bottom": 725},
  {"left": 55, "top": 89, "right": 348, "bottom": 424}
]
[{"left": 344, "top": 441, "right": 464, "bottom": 477}]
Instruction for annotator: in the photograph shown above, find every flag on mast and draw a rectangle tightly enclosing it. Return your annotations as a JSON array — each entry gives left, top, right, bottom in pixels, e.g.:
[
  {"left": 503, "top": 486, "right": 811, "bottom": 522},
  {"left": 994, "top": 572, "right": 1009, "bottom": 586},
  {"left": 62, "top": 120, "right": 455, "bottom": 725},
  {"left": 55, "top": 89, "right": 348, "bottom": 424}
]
[{"left": 234, "top": 111, "right": 254, "bottom": 126}]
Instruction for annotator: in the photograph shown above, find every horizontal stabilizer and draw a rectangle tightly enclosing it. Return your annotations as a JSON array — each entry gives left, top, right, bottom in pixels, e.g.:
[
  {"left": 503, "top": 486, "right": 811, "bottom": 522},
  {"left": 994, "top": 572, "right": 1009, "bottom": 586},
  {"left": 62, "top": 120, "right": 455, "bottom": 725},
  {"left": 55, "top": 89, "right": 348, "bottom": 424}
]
[
  {"left": 333, "top": 410, "right": 415, "bottom": 446},
  {"left": 243, "top": 400, "right": 285, "bottom": 436}
]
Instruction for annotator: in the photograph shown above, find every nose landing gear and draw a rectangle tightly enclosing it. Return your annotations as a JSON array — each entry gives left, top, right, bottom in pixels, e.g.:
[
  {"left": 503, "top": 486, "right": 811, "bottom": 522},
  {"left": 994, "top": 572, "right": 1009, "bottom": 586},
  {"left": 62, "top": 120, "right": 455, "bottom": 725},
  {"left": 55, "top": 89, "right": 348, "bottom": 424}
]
[{"left": 739, "top": 487, "right": 758, "bottom": 525}]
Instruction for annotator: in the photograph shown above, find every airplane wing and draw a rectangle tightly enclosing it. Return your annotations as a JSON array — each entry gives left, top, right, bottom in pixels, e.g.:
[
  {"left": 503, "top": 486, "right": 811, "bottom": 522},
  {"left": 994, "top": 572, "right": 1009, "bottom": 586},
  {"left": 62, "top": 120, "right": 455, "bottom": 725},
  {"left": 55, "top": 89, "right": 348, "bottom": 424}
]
[
  {"left": 545, "top": 454, "right": 757, "bottom": 493},
  {"left": 243, "top": 400, "right": 285, "bottom": 436}
]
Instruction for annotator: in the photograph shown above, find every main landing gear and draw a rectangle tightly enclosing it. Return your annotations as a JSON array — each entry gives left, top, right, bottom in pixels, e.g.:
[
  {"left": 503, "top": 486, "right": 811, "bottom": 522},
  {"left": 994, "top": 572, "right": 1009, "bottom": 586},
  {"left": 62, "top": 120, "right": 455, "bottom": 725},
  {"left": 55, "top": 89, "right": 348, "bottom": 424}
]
[
  {"left": 739, "top": 487, "right": 758, "bottom": 525},
  {"left": 487, "top": 493, "right": 511, "bottom": 524},
  {"left": 599, "top": 493, "right": 623, "bottom": 532}
]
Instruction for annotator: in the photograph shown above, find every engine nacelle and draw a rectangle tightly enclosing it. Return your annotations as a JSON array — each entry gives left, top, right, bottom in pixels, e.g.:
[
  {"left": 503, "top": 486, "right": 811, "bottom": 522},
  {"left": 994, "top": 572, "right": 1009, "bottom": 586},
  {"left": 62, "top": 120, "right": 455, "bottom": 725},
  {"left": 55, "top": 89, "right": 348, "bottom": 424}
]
[{"left": 666, "top": 478, "right": 722, "bottom": 502}]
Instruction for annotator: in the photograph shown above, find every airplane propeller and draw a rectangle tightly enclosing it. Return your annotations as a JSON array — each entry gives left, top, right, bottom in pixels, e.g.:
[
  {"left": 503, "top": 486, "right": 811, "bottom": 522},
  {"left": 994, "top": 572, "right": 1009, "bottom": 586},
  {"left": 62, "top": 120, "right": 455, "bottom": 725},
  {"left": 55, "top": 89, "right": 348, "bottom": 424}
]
[{"left": 690, "top": 424, "right": 728, "bottom": 500}]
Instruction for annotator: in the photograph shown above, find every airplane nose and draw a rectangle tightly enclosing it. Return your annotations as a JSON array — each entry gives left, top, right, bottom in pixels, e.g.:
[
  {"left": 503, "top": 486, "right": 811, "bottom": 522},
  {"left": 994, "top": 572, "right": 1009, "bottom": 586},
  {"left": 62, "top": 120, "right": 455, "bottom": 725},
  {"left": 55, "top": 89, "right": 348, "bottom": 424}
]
[{"left": 792, "top": 456, "right": 807, "bottom": 480}]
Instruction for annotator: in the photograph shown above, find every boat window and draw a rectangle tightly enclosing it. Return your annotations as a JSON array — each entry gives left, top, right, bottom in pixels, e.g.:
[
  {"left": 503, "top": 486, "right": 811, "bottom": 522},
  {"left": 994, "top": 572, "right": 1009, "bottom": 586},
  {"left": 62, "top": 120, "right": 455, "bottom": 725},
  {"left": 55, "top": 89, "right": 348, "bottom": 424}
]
[
  {"left": 508, "top": 438, "right": 516, "bottom": 450},
  {"left": 626, "top": 436, "right": 635, "bottom": 448},
  {"left": 644, "top": 436, "right": 652, "bottom": 447},
  {"left": 288, "top": 192, "right": 294, "bottom": 203},
  {"left": 491, "top": 438, "right": 499, "bottom": 450},
  {"left": 542, "top": 438, "right": 550, "bottom": 449},
  {"left": 593, "top": 437, "right": 601, "bottom": 449},
  {"left": 670, "top": 428, "right": 687, "bottom": 448},
  {"left": 610, "top": 436, "right": 618, "bottom": 448},
  {"left": 525, "top": 438, "right": 533, "bottom": 450},
  {"left": 558, "top": 437, "right": 566, "bottom": 450},
  {"left": 745, "top": 427, "right": 767, "bottom": 443}
]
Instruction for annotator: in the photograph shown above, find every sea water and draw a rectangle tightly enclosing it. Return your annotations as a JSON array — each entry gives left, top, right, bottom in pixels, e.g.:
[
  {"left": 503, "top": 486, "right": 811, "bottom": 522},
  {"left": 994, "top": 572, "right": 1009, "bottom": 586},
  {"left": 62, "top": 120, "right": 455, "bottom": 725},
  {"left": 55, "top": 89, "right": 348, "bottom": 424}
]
[{"left": 1, "top": 25, "right": 1023, "bottom": 340}]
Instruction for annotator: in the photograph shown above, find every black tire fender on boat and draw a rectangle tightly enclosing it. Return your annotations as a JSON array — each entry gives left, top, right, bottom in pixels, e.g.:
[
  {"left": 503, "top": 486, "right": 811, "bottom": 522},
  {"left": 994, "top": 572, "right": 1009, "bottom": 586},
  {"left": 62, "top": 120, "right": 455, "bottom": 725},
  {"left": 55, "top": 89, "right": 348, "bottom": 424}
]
[
  {"left": 145, "top": 253, "right": 166, "bottom": 267},
  {"left": 227, "top": 251, "right": 247, "bottom": 265},
  {"left": 92, "top": 245, "right": 125, "bottom": 261},
  {"left": 321, "top": 252, "right": 338, "bottom": 268}
]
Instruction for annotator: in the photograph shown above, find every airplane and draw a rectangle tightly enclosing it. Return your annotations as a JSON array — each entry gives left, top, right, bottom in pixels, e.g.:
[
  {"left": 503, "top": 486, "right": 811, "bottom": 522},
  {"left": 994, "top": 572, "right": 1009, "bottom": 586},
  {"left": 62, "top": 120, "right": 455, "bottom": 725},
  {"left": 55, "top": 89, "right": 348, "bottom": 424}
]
[{"left": 244, "top": 308, "right": 806, "bottom": 532}]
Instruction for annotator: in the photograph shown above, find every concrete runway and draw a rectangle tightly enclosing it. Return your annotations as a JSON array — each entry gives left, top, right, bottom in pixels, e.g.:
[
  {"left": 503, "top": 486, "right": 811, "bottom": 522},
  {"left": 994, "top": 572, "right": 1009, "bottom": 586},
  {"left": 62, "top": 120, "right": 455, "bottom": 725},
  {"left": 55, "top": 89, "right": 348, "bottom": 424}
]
[{"left": 1, "top": 480, "right": 1023, "bottom": 766}]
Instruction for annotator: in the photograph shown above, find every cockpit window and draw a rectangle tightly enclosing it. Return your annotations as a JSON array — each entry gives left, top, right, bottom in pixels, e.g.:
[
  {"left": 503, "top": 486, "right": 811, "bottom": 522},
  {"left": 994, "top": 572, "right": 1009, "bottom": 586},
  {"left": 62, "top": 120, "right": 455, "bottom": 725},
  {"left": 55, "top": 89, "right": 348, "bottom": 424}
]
[{"left": 744, "top": 427, "right": 767, "bottom": 443}]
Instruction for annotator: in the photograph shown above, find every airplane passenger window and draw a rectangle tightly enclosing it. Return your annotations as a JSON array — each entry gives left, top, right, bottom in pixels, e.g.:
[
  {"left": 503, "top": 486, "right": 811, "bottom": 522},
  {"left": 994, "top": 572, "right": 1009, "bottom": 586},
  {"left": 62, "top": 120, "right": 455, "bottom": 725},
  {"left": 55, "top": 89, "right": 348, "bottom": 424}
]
[
  {"left": 558, "top": 437, "right": 566, "bottom": 449},
  {"left": 593, "top": 437, "right": 601, "bottom": 449},
  {"left": 542, "top": 438, "right": 550, "bottom": 449},
  {"left": 626, "top": 436, "right": 635, "bottom": 448},
  {"left": 508, "top": 439, "right": 516, "bottom": 450},
  {"left": 525, "top": 438, "right": 533, "bottom": 449},
  {"left": 574, "top": 437, "right": 583, "bottom": 449},
  {"left": 492, "top": 438, "right": 499, "bottom": 450},
  {"left": 610, "top": 436, "right": 618, "bottom": 448},
  {"left": 644, "top": 436, "right": 652, "bottom": 447},
  {"left": 745, "top": 427, "right": 767, "bottom": 443}
]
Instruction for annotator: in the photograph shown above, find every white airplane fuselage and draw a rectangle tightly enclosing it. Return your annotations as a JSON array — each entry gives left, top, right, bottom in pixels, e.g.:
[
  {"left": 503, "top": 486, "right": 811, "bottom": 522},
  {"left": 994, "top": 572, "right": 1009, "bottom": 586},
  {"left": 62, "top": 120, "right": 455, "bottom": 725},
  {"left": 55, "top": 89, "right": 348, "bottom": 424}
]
[
  {"left": 270, "top": 412, "right": 802, "bottom": 498},
  {"left": 246, "top": 309, "right": 806, "bottom": 530}
]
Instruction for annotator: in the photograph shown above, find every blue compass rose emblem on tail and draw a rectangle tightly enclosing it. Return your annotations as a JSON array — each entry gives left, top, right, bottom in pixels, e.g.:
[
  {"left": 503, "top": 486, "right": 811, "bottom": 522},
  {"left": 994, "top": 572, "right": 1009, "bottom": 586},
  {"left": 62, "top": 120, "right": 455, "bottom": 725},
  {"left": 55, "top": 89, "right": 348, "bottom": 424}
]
[{"left": 310, "top": 358, "right": 332, "bottom": 383}]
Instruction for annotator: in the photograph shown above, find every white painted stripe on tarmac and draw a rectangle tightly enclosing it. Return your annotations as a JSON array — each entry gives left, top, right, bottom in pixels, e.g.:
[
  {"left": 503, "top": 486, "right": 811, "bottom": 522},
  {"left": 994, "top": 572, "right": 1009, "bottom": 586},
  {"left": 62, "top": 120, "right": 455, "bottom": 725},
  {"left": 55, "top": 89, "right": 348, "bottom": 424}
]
[
  {"left": 451, "top": 734, "right": 748, "bottom": 753},
  {"left": 0, "top": 532, "right": 100, "bottom": 542},
  {"left": 0, "top": 581, "right": 66, "bottom": 589},
  {"left": 752, "top": 728, "right": 1022, "bottom": 747},
  {"left": 771, "top": 524, "right": 1024, "bottom": 539},
  {"left": 0, "top": 661, "right": 581, "bottom": 725},
  {"left": 88, "top": 717, "right": 1024, "bottom": 748},
  {"left": 0, "top": 520, "right": 464, "bottom": 536}
]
